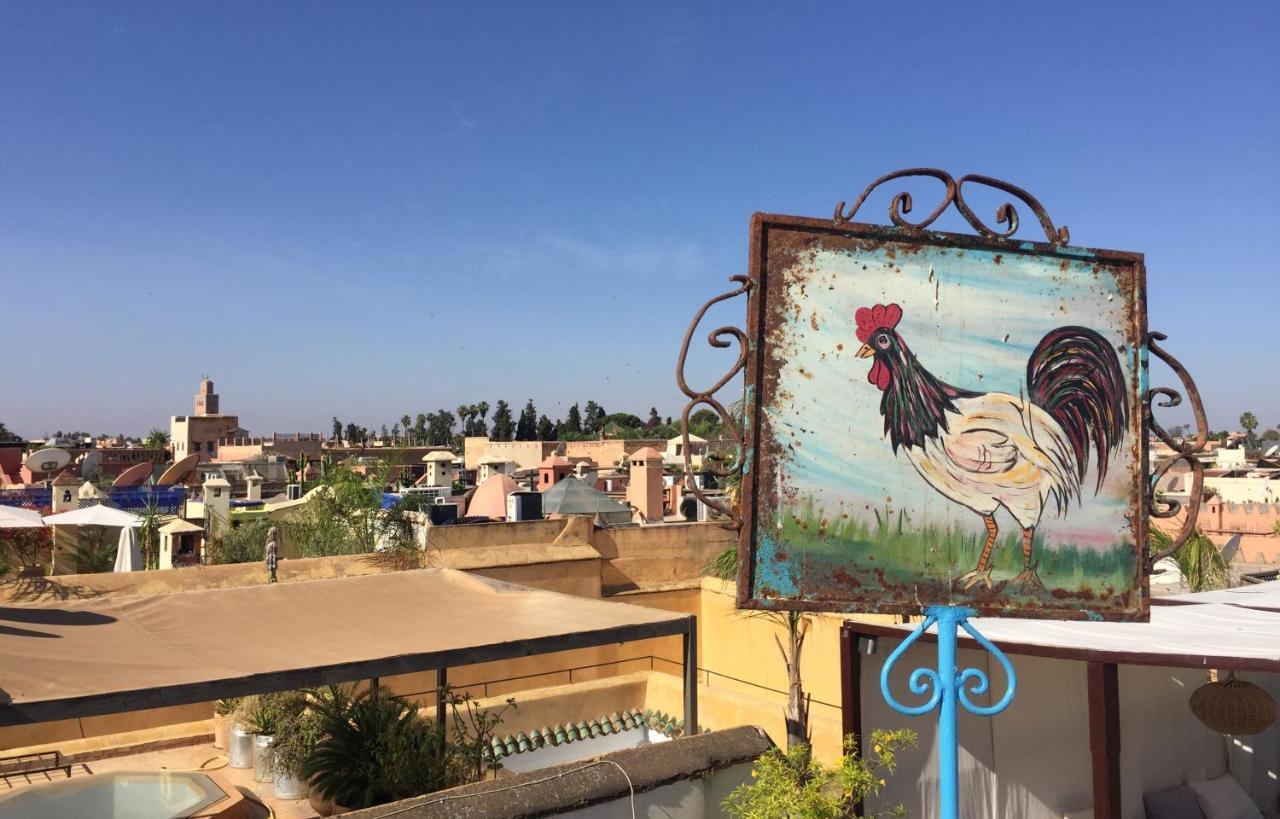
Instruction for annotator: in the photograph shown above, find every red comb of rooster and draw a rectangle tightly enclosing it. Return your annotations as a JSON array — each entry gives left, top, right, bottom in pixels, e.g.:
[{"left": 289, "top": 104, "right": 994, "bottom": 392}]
[{"left": 855, "top": 303, "right": 902, "bottom": 343}]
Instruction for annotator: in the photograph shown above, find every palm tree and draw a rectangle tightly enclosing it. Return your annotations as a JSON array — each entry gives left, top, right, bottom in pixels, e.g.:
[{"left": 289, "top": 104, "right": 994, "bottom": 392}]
[
  {"left": 1150, "top": 525, "right": 1227, "bottom": 592},
  {"left": 143, "top": 428, "right": 170, "bottom": 450},
  {"left": 400, "top": 415, "right": 413, "bottom": 445},
  {"left": 1240, "top": 411, "right": 1259, "bottom": 447},
  {"left": 456, "top": 405, "right": 471, "bottom": 437}
]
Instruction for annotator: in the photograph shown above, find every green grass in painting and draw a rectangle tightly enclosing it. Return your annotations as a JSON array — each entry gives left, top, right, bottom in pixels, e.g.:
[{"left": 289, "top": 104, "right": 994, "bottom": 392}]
[{"left": 773, "top": 496, "right": 1135, "bottom": 595}]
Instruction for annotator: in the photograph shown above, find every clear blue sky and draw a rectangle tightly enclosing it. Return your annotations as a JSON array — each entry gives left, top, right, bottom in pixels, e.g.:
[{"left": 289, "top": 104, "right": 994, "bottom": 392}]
[{"left": 1, "top": 2, "right": 1276, "bottom": 438}]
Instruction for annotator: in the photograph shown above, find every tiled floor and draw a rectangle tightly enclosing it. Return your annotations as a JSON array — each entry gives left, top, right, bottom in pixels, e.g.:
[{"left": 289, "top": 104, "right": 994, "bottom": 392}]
[{"left": 1, "top": 742, "right": 318, "bottom": 819}]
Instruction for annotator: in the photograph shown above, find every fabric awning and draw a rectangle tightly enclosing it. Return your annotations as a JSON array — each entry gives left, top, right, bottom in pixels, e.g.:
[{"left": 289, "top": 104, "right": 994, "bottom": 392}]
[
  {"left": 42, "top": 506, "right": 141, "bottom": 527},
  {"left": 848, "top": 602, "right": 1280, "bottom": 672},
  {"left": 0, "top": 568, "right": 692, "bottom": 726},
  {"left": 0, "top": 507, "right": 45, "bottom": 529},
  {"left": 1154, "top": 579, "right": 1280, "bottom": 612}
]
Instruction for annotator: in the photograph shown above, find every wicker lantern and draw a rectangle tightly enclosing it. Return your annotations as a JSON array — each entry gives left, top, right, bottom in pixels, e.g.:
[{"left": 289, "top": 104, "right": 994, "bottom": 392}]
[{"left": 1190, "top": 673, "right": 1278, "bottom": 736}]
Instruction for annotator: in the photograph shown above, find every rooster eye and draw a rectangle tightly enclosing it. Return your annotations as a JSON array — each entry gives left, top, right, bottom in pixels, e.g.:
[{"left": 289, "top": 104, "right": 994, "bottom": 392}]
[{"left": 875, "top": 333, "right": 892, "bottom": 350}]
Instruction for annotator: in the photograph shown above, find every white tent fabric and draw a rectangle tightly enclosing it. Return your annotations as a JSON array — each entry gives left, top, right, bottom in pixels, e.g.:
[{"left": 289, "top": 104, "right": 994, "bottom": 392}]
[
  {"left": 42, "top": 506, "right": 141, "bottom": 527},
  {"left": 112, "top": 526, "right": 142, "bottom": 572},
  {"left": 0, "top": 506, "right": 45, "bottom": 529},
  {"left": 877, "top": 602, "right": 1280, "bottom": 665},
  {"left": 1158, "top": 580, "right": 1280, "bottom": 612}
]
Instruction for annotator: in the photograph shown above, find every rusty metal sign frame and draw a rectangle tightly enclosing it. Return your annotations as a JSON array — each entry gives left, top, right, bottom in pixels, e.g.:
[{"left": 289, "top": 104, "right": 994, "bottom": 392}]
[{"left": 677, "top": 168, "right": 1209, "bottom": 621}]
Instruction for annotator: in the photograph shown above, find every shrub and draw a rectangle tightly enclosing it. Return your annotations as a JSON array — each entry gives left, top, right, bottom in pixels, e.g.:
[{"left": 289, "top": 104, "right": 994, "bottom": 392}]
[
  {"left": 723, "top": 730, "right": 917, "bottom": 819},
  {"left": 303, "top": 687, "right": 451, "bottom": 810},
  {"left": 210, "top": 519, "right": 270, "bottom": 565},
  {"left": 236, "top": 690, "right": 305, "bottom": 735}
]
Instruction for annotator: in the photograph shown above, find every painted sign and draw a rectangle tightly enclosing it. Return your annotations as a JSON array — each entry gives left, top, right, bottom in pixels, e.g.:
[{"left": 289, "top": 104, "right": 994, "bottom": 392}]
[{"left": 738, "top": 213, "right": 1148, "bottom": 620}]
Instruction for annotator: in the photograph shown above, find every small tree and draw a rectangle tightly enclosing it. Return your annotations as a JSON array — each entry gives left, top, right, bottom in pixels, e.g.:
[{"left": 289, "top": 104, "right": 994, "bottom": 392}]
[
  {"left": 143, "top": 428, "right": 170, "bottom": 449},
  {"left": 723, "top": 730, "right": 916, "bottom": 819},
  {"left": 565, "top": 404, "right": 583, "bottom": 436},
  {"left": 491, "top": 401, "right": 514, "bottom": 442},
  {"left": 536, "top": 414, "right": 554, "bottom": 441}
]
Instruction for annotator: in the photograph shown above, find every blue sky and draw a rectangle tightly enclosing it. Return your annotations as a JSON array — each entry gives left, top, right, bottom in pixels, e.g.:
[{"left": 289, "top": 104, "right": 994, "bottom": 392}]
[{"left": 1, "top": 2, "right": 1276, "bottom": 437}]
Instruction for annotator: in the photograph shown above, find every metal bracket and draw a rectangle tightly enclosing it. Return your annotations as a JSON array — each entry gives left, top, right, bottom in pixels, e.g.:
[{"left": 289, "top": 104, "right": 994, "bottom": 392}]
[
  {"left": 675, "top": 274, "right": 752, "bottom": 528},
  {"left": 834, "top": 167, "right": 1070, "bottom": 245},
  {"left": 1145, "top": 331, "right": 1210, "bottom": 566}
]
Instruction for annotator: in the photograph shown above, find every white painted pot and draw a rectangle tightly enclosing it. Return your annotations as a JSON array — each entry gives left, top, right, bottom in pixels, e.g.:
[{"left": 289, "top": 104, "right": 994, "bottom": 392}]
[{"left": 274, "top": 770, "right": 309, "bottom": 800}]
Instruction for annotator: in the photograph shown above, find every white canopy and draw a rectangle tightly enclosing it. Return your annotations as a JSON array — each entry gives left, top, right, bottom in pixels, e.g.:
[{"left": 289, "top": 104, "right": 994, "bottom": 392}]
[
  {"left": 42, "top": 506, "right": 142, "bottom": 528},
  {"left": 113, "top": 526, "right": 142, "bottom": 572},
  {"left": 864, "top": 601, "right": 1280, "bottom": 670},
  {"left": 0, "top": 506, "right": 45, "bottom": 529},
  {"left": 1156, "top": 579, "right": 1280, "bottom": 612}
]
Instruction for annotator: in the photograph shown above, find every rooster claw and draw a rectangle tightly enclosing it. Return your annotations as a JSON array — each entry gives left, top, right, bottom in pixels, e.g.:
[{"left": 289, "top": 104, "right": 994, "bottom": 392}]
[
  {"left": 956, "top": 567, "right": 993, "bottom": 590},
  {"left": 1010, "top": 568, "right": 1047, "bottom": 593}
]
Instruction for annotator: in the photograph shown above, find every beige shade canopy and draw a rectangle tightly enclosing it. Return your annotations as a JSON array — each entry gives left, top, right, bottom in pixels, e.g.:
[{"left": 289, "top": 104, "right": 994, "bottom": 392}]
[{"left": 0, "top": 568, "right": 691, "bottom": 726}]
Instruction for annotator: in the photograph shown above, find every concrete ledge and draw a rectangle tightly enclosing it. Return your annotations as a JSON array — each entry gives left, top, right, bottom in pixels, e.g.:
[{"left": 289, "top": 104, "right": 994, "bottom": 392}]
[
  {"left": 2, "top": 719, "right": 213, "bottom": 765},
  {"left": 339, "top": 725, "right": 772, "bottom": 818}
]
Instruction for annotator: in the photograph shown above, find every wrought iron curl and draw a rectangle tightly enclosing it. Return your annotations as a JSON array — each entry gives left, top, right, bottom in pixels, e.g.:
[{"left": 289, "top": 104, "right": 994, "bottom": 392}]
[
  {"left": 834, "top": 168, "right": 1069, "bottom": 246},
  {"left": 1145, "top": 331, "right": 1210, "bottom": 567},
  {"left": 957, "top": 620, "right": 1017, "bottom": 716},
  {"left": 880, "top": 612, "right": 944, "bottom": 715},
  {"left": 676, "top": 275, "right": 753, "bottom": 527}
]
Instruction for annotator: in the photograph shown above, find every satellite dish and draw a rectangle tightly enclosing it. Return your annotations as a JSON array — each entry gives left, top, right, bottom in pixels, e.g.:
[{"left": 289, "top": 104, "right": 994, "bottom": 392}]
[
  {"left": 1220, "top": 534, "right": 1241, "bottom": 565},
  {"left": 25, "top": 447, "right": 70, "bottom": 474},
  {"left": 156, "top": 453, "right": 199, "bottom": 486},
  {"left": 79, "top": 449, "right": 102, "bottom": 478},
  {"left": 1266, "top": 445, "right": 1278, "bottom": 458},
  {"left": 112, "top": 461, "right": 153, "bottom": 488}
]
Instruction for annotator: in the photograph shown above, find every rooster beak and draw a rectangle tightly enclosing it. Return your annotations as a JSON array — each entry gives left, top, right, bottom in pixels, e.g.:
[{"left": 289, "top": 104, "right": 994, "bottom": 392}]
[{"left": 856, "top": 343, "right": 874, "bottom": 359}]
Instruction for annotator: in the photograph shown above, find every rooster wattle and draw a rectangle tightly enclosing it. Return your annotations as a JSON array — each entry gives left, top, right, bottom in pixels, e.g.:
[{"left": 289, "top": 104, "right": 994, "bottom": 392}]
[{"left": 855, "top": 303, "right": 1129, "bottom": 591}]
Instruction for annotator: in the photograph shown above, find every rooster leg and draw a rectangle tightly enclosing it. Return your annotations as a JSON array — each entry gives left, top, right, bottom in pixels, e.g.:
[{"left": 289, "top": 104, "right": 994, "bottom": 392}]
[
  {"left": 1011, "top": 527, "right": 1047, "bottom": 592},
  {"left": 956, "top": 514, "right": 998, "bottom": 590}
]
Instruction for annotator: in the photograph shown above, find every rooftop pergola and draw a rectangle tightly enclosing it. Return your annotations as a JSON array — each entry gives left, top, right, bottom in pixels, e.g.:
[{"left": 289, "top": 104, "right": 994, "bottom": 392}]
[
  {"left": 0, "top": 569, "right": 697, "bottom": 732},
  {"left": 840, "top": 588, "right": 1280, "bottom": 819}
]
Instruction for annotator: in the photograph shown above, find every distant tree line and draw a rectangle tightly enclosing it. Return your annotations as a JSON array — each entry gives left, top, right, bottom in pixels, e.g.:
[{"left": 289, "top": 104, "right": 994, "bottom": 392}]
[{"left": 327, "top": 402, "right": 729, "bottom": 449}]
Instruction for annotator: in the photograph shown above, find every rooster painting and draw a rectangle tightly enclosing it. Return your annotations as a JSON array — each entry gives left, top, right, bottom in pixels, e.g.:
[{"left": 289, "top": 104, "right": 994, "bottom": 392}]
[{"left": 853, "top": 303, "right": 1129, "bottom": 592}]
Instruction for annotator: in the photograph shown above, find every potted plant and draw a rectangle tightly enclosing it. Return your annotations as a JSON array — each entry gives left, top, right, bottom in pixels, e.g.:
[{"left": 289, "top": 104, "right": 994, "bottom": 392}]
[
  {"left": 303, "top": 686, "right": 449, "bottom": 813},
  {"left": 238, "top": 691, "right": 304, "bottom": 783},
  {"left": 212, "top": 698, "right": 240, "bottom": 750},
  {"left": 271, "top": 704, "right": 322, "bottom": 800}
]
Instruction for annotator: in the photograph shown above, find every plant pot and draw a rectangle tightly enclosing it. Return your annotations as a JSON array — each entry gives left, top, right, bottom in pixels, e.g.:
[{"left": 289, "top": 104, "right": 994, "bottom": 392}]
[
  {"left": 228, "top": 725, "right": 254, "bottom": 769},
  {"left": 273, "top": 770, "right": 308, "bottom": 800},
  {"left": 253, "top": 734, "right": 275, "bottom": 783},
  {"left": 307, "top": 782, "right": 350, "bottom": 817},
  {"left": 212, "top": 713, "right": 231, "bottom": 750}
]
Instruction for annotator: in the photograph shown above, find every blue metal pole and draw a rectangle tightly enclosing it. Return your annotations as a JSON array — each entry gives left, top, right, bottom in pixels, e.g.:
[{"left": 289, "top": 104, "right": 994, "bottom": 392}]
[
  {"left": 934, "top": 606, "right": 961, "bottom": 819},
  {"left": 880, "top": 604, "right": 1016, "bottom": 819}
]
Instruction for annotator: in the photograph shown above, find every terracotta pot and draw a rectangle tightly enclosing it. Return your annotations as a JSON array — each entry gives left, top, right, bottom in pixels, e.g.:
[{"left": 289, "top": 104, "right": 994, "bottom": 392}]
[
  {"left": 307, "top": 782, "right": 349, "bottom": 817},
  {"left": 212, "top": 713, "right": 231, "bottom": 750}
]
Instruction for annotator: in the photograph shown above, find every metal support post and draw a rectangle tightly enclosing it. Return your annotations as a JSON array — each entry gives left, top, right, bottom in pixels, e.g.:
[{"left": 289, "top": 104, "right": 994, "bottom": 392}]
[
  {"left": 683, "top": 616, "right": 698, "bottom": 736},
  {"left": 880, "top": 606, "right": 1016, "bottom": 819}
]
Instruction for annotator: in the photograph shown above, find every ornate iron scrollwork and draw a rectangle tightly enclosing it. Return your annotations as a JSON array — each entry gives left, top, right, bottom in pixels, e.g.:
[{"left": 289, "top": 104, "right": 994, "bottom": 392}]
[
  {"left": 675, "top": 275, "right": 752, "bottom": 528},
  {"left": 1145, "top": 331, "right": 1210, "bottom": 567},
  {"left": 834, "top": 167, "right": 1071, "bottom": 246}
]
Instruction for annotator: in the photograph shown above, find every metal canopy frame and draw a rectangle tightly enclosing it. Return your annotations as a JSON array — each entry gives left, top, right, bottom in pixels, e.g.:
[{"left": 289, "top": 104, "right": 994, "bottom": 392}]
[{"left": 840, "top": 617, "right": 1280, "bottom": 819}]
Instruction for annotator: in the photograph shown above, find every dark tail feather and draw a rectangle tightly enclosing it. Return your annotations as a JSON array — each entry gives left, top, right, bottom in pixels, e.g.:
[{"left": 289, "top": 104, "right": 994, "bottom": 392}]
[{"left": 1027, "top": 326, "right": 1129, "bottom": 492}]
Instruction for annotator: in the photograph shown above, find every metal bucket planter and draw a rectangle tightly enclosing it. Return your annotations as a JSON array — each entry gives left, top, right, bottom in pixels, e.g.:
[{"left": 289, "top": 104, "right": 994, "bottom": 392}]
[
  {"left": 273, "top": 769, "right": 309, "bottom": 800},
  {"left": 228, "top": 725, "right": 254, "bottom": 769},
  {"left": 253, "top": 734, "right": 275, "bottom": 783}
]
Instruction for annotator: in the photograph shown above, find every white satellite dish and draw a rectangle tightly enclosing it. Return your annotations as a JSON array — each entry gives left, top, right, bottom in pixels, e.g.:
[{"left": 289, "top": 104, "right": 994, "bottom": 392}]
[
  {"left": 1266, "top": 445, "right": 1278, "bottom": 458},
  {"left": 79, "top": 449, "right": 102, "bottom": 477},
  {"left": 25, "top": 447, "right": 70, "bottom": 474}
]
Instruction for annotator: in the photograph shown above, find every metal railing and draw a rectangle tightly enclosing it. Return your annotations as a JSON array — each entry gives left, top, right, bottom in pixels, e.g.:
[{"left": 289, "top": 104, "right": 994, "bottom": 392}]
[{"left": 396, "top": 654, "right": 840, "bottom": 711}]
